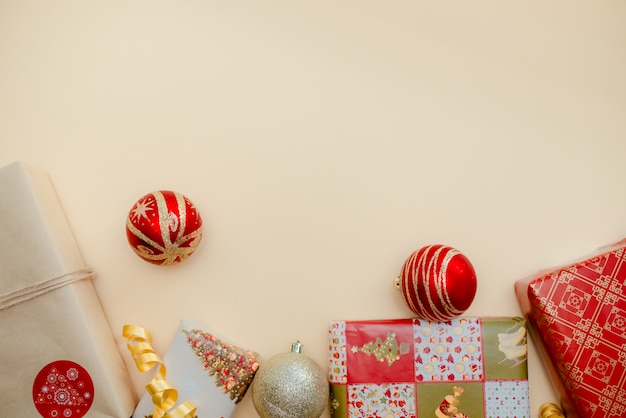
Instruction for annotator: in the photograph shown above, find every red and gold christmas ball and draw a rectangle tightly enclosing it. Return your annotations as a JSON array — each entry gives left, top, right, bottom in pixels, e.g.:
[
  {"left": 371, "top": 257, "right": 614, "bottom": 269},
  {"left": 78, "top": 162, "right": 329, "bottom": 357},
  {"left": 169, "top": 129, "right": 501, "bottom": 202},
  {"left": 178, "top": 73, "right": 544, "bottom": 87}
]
[
  {"left": 126, "top": 190, "right": 203, "bottom": 266},
  {"left": 395, "top": 245, "right": 477, "bottom": 321}
]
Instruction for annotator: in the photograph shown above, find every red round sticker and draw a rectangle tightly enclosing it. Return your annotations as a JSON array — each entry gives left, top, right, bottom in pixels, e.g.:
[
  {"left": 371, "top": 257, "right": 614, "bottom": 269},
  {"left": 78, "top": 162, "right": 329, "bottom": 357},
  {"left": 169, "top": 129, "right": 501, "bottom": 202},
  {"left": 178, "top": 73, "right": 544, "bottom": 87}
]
[{"left": 32, "top": 360, "right": 94, "bottom": 418}]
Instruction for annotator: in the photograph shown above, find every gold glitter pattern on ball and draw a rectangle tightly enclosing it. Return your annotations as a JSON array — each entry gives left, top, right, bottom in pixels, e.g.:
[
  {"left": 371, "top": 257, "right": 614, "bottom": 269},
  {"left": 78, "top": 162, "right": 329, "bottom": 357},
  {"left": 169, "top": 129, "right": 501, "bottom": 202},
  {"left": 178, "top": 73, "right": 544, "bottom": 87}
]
[{"left": 251, "top": 344, "right": 328, "bottom": 418}]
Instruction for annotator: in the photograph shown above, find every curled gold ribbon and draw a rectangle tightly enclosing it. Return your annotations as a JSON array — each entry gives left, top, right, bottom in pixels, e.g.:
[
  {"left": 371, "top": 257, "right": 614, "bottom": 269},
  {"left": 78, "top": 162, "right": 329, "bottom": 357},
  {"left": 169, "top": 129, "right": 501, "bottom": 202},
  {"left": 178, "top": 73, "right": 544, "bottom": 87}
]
[
  {"left": 539, "top": 402, "right": 565, "bottom": 418},
  {"left": 122, "top": 324, "right": 197, "bottom": 418}
]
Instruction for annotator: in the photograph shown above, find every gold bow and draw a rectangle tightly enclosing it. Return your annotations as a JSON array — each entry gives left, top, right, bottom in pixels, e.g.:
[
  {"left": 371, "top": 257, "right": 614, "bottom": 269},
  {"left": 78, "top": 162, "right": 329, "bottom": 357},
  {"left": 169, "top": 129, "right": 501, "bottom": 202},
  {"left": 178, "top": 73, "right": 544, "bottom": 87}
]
[{"left": 122, "top": 324, "right": 197, "bottom": 418}]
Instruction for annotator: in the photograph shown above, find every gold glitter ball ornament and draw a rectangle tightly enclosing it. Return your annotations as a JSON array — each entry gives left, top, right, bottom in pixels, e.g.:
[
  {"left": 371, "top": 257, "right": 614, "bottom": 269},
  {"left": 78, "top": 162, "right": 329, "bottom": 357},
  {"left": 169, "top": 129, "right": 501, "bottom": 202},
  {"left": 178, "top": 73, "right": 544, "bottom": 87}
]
[{"left": 251, "top": 341, "right": 328, "bottom": 418}]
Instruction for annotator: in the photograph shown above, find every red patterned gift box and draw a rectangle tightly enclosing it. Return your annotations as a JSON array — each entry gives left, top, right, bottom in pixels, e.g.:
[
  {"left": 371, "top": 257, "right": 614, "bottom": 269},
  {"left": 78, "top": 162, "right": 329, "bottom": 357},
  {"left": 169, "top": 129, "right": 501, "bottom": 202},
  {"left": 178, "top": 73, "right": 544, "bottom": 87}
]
[
  {"left": 515, "top": 240, "right": 626, "bottom": 418},
  {"left": 328, "top": 317, "right": 530, "bottom": 418}
]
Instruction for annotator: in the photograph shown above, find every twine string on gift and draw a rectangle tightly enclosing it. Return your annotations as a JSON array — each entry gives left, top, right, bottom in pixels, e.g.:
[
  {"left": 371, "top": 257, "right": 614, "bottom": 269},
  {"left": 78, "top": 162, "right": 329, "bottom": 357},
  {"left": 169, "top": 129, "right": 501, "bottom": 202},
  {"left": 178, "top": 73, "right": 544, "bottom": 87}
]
[
  {"left": 0, "top": 268, "right": 94, "bottom": 311},
  {"left": 122, "top": 324, "right": 197, "bottom": 418}
]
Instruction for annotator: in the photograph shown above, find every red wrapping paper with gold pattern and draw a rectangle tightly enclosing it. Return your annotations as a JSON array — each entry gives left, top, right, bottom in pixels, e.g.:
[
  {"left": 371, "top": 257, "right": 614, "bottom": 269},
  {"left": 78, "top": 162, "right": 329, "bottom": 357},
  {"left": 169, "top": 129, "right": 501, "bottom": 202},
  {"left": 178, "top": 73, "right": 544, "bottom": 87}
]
[{"left": 515, "top": 239, "right": 626, "bottom": 418}]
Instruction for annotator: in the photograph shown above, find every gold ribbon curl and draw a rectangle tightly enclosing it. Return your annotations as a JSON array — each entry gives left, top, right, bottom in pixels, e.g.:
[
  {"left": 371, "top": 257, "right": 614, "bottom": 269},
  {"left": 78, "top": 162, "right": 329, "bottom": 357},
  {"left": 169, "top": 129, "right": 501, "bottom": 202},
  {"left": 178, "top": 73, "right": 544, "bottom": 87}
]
[
  {"left": 539, "top": 402, "right": 565, "bottom": 418},
  {"left": 123, "top": 324, "right": 197, "bottom": 418}
]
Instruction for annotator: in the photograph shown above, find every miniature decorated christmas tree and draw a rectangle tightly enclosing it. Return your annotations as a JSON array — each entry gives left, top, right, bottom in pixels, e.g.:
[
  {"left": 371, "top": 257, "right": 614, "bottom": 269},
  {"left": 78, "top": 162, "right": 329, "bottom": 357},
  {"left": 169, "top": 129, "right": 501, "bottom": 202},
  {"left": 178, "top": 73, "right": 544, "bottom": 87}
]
[
  {"left": 351, "top": 332, "right": 410, "bottom": 366},
  {"left": 183, "top": 328, "right": 260, "bottom": 403}
]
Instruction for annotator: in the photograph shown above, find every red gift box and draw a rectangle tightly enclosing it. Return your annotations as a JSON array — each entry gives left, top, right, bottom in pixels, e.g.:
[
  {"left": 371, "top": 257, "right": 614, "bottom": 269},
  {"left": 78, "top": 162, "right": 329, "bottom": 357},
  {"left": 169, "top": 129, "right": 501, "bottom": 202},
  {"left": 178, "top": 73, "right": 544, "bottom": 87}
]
[{"left": 515, "top": 239, "right": 626, "bottom": 418}]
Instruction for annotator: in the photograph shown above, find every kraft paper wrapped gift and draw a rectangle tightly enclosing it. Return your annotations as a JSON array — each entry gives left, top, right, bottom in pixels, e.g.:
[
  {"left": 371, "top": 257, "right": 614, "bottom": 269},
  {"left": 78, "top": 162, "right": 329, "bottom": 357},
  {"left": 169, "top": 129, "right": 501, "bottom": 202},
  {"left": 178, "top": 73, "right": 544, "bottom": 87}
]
[
  {"left": 328, "top": 317, "right": 530, "bottom": 418},
  {"left": 128, "top": 319, "right": 260, "bottom": 418},
  {"left": 0, "top": 162, "right": 136, "bottom": 418},
  {"left": 515, "top": 240, "right": 626, "bottom": 418}
]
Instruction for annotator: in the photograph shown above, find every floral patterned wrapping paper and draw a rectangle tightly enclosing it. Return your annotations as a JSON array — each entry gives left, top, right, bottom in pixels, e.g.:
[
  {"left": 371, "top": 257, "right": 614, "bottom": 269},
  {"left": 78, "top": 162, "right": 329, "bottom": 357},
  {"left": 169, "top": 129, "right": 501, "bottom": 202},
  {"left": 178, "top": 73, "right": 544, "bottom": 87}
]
[
  {"left": 515, "top": 239, "right": 626, "bottom": 418},
  {"left": 328, "top": 317, "right": 530, "bottom": 418},
  {"left": 131, "top": 319, "right": 260, "bottom": 418}
]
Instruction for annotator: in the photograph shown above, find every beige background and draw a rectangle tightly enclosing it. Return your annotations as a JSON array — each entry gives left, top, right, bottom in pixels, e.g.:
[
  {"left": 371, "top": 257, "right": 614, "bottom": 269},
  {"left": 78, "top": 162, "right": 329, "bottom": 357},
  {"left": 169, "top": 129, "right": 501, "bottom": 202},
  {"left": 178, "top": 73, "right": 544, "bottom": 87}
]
[{"left": 2, "top": 1, "right": 626, "bottom": 417}]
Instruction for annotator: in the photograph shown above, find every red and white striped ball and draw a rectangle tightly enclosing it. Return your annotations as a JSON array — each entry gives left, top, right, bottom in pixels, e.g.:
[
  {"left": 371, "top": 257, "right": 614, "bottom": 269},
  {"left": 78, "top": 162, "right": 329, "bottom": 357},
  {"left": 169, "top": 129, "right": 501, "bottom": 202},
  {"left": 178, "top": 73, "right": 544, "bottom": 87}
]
[
  {"left": 397, "top": 245, "right": 477, "bottom": 321},
  {"left": 126, "top": 190, "right": 203, "bottom": 266}
]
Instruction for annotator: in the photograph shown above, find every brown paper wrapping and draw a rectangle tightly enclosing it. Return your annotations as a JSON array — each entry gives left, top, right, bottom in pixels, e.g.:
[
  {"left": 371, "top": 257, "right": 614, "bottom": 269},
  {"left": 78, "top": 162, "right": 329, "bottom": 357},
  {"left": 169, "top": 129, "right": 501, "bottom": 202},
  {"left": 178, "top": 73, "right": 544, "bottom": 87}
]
[{"left": 0, "top": 162, "right": 136, "bottom": 417}]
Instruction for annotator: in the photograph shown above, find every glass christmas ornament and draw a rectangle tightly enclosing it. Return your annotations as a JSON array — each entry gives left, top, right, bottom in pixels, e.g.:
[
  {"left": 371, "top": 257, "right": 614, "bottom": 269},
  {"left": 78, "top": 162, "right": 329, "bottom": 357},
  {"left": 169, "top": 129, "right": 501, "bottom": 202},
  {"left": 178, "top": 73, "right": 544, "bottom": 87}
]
[
  {"left": 126, "top": 190, "right": 203, "bottom": 266},
  {"left": 395, "top": 244, "right": 477, "bottom": 321},
  {"left": 251, "top": 341, "right": 328, "bottom": 418}
]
